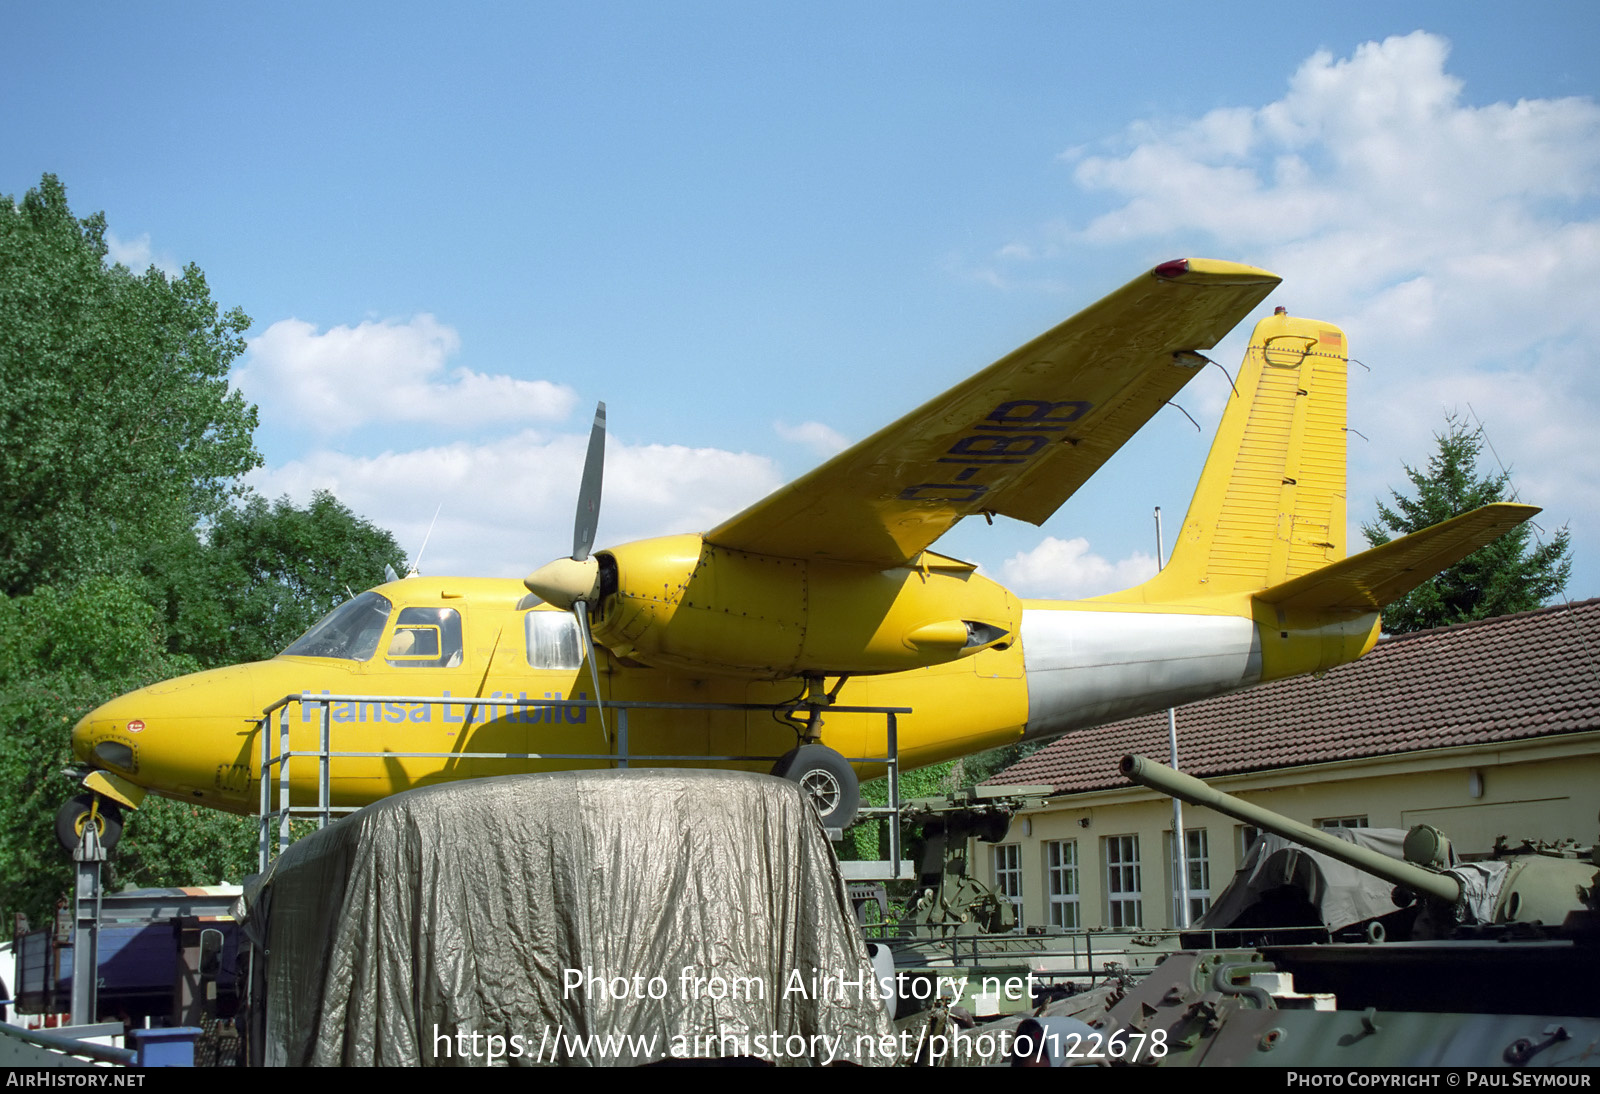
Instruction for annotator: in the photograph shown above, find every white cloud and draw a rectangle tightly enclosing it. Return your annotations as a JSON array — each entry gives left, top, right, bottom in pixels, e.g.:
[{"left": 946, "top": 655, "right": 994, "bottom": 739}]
[
  {"left": 995, "top": 31, "right": 1600, "bottom": 591},
  {"left": 998, "top": 536, "right": 1157, "bottom": 600},
  {"left": 1071, "top": 34, "right": 1600, "bottom": 265},
  {"left": 236, "top": 315, "right": 577, "bottom": 435},
  {"left": 774, "top": 419, "right": 849, "bottom": 457},
  {"left": 105, "top": 230, "right": 180, "bottom": 277},
  {"left": 248, "top": 430, "right": 781, "bottom": 579}
]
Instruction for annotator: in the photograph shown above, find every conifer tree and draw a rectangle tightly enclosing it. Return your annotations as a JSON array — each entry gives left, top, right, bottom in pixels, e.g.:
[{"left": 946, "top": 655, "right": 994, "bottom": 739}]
[{"left": 1363, "top": 415, "right": 1571, "bottom": 632}]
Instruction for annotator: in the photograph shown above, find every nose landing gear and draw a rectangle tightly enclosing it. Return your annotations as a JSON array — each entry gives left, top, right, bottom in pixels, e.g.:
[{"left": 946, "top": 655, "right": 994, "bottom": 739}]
[{"left": 56, "top": 792, "right": 124, "bottom": 853}]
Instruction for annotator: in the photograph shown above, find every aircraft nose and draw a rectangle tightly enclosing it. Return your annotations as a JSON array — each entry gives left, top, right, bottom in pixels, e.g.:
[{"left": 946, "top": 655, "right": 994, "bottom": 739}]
[
  {"left": 70, "top": 710, "right": 97, "bottom": 764},
  {"left": 73, "top": 688, "right": 163, "bottom": 775},
  {"left": 72, "top": 664, "right": 264, "bottom": 798}
]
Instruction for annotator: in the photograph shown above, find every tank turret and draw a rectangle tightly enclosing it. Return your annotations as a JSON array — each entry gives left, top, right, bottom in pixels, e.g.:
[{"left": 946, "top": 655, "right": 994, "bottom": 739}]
[{"left": 1119, "top": 754, "right": 1598, "bottom": 934}]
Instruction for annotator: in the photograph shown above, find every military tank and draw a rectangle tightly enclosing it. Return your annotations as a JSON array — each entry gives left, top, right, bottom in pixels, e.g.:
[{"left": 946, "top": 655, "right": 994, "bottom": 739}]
[
  {"left": 1045, "top": 754, "right": 1600, "bottom": 1066},
  {"left": 1121, "top": 753, "right": 1600, "bottom": 945}
]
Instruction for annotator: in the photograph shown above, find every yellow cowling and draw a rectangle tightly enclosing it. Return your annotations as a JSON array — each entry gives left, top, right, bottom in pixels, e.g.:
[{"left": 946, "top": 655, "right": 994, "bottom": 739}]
[{"left": 591, "top": 534, "right": 1019, "bottom": 679}]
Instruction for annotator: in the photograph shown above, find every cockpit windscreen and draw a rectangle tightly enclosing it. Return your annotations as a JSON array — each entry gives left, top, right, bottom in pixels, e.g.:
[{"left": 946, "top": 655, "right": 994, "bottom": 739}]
[{"left": 282, "top": 592, "right": 394, "bottom": 661}]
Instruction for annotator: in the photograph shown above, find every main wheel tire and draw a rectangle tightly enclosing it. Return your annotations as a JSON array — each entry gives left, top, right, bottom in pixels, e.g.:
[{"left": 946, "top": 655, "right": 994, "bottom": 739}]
[
  {"left": 55, "top": 793, "right": 123, "bottom": 853},
  {"left": 771, "top": 745, "right": 860, "bottom": 830}
]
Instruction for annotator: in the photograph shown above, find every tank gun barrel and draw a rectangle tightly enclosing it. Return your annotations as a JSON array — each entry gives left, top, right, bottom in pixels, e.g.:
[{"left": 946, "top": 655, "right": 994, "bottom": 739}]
[{"left": 1119, "top": 754, "right": 1463, "bottom": 906}]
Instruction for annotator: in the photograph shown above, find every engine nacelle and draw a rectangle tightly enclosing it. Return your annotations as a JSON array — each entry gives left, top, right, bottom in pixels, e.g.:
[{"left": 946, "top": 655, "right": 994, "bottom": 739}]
[{"left": 589, "top": 534, "right": 1018, "bottom": 679}]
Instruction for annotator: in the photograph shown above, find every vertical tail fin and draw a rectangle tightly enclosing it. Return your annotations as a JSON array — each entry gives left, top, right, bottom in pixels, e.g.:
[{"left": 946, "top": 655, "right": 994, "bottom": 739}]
[{"left": 1127, "top": 311, "right": 1349, "bottom": 602}]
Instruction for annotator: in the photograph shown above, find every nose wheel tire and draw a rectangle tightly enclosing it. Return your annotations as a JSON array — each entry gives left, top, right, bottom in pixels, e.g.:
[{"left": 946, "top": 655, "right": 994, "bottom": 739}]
[
  {"left": 771, "top": 745, "right": 859, "bottom": 830},
  {"left": 56, "top": 793, "right": 123, "bottom": 853}
]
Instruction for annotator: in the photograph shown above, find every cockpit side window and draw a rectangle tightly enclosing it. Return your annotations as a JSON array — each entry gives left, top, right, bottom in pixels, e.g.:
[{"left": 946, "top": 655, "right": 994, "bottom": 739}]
[
  {"left": 526, "top": 611, "right": 582, "bottom": 670},
  {"left": 386, "top": 607, "right": 464, "bottom": 668},
  {"left": 282, "top": 592, "right": 394, "bottom": 661}
]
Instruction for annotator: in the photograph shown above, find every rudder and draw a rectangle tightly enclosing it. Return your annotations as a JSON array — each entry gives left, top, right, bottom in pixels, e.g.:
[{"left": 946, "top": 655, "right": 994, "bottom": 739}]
[{"left": 1134, "top": 310, "right": 1349, "bottom": 601}]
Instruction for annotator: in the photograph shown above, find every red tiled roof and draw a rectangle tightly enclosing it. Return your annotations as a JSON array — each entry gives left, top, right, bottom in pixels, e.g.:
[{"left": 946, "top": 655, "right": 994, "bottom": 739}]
[{"left": 998, "top": 598, "right": 1600, "bottom": 795}]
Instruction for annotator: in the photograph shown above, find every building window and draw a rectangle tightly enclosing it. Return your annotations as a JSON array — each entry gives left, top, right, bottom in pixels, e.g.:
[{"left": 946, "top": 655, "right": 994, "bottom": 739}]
[
  {"left": 1316, "top": 815, "right": 1369, "bottom": 830},
  {"left": 992, "top": 844, "right": 1023, "bottom": 929},
  {"left": 1238, "top": 824, "right": 1261, "bottom": 858},
  {"left": 1045, "top": 840, "right": 1080, "bottom": 929},
  {"left": 1104, "top": 835, "right": 1142, "bottom": 928},
  {"left": 1169, "top": 828, "right": 1211, "bottom": 925}
]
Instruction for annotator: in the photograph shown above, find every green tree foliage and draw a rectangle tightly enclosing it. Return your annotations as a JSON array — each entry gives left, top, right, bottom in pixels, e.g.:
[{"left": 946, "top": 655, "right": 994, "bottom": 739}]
[
  {"left": 0, "top": 175, "right": 260, "bottom": 597},
  {"left": 1363, "top": 414, "right": 1571, "bottom": 633},
  {"left": 840, "top": 762, "right": 960, "bottom": 865},
  {"left": 0, "top": 176, "right": 404, "bottom": 930},
  {"left": 951, "top": 739, "right": 1044, "bottom": 789},
  {"left": 0, "top": 579, "right": 255, "bottom": 925},
  {"left": 152, "top": 491, "right": 404, "bottom": 667}
]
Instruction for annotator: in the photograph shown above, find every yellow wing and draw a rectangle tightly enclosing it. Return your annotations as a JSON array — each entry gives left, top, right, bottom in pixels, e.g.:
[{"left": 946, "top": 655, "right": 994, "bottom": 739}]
[{"left": 707, "top": 259, "right": 1282, "bottom": 569}]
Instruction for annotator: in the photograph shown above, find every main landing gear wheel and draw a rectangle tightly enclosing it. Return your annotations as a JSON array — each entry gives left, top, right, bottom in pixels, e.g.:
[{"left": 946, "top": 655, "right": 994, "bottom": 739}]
[
  {"left": 771, "top": 745, "right": 859, "bottom": 830},
  {"left": 56, "top": 793, "right": 123, "bottom": 853}
]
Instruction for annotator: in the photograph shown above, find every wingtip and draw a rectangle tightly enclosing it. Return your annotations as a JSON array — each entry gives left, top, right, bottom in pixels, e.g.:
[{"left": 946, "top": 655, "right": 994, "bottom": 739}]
[{"left": 1154, "top": 257, "right": 1282, "bottom": 285}]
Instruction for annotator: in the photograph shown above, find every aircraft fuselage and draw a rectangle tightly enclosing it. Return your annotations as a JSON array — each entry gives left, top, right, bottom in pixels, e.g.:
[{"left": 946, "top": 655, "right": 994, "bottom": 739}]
[{"left": 69, "top": 573, "right": 1377, "bottom": 815}]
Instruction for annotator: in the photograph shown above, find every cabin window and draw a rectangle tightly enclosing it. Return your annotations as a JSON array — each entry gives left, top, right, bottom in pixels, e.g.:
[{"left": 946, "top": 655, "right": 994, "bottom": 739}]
[
  {"left": 526, "top": 611, "right": 583, "bottom": 670},
  {"left": 385, "top": 608, "right": 464, "bottom": 668},
  {"left": 282, "top": 592, "right": 393, "bottom": 661},
  {"left": 1104, "top": 834, "right": 1142, "bottom": 929},
  {"left": 1045, "top": 840, "right": 1080, "bottom": 929}
]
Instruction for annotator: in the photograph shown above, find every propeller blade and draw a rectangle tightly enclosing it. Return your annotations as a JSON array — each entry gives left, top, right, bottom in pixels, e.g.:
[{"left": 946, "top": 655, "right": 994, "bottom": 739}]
[
  {"left": 574, "top": 599, "right": 608, "bottom": 747},
  {"left": 573, "top": 402, "right": 606, "bottom": 561}
]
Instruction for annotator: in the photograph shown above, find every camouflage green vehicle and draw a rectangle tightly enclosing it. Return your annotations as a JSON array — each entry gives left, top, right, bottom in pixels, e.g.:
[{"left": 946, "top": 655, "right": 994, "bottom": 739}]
[{"left": 1029, "top": 755, "right": 1600, "bottom": 1067}]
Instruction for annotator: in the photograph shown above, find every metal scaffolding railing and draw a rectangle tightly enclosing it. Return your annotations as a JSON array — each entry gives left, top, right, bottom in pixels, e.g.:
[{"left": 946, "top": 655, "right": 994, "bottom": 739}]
[{"left": 254, "top": 692, "right": 912, "bottom": 873}]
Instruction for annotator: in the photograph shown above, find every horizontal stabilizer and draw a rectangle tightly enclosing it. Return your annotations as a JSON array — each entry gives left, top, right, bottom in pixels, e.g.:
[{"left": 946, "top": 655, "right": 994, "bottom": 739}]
[{"left": 1256, "top": 503, "right": 1540, "bottom": 613}]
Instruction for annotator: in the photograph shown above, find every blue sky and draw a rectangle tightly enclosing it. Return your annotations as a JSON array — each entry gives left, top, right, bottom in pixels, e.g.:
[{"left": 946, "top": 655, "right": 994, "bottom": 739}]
[{"left": 6, "top": 4, "right": 1598, "bottom": 599}]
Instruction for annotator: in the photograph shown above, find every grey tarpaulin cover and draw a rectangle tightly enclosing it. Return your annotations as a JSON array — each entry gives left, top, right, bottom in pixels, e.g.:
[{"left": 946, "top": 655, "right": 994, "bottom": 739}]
[
  {"left": 1199, "top": 828, "right": 1412, "bottom": 933},
  {"left": 241, "top": 769, "right": 894, "bottom": 1066}
]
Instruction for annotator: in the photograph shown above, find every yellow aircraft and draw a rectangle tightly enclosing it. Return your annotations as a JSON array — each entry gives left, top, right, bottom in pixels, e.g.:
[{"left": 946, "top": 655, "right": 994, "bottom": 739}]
[{"left": 63, "top": 259, "right": 1535, "bottom": 845}]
